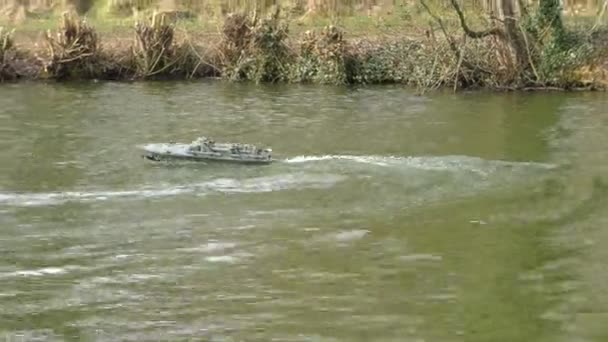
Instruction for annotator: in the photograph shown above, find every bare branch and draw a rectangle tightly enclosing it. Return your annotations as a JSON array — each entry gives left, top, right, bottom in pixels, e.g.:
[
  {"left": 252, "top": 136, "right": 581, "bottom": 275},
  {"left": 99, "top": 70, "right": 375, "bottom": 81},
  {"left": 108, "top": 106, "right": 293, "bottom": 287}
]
[
  {"left": 449, "top": 0, "right": 504, "bottom": 39},
  {"left": 419, "top": 0, "right": 491, "bottom": 75},
  {"left": 419, "top": 0, "right": 459, "bottom": 54}
]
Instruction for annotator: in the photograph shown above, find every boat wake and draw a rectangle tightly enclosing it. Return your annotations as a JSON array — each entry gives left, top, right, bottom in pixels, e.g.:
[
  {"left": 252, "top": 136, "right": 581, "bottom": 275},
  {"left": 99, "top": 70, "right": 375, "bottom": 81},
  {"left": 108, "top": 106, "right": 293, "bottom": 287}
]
[
  {"left": 0, "top": 154, "right": 557, "bottom": 208},
  {"left": 0, "top": 173, "right": 345, "bottom": 207},
  {"left": 283, "top": 154, "right": 557, "bottom": 175}
]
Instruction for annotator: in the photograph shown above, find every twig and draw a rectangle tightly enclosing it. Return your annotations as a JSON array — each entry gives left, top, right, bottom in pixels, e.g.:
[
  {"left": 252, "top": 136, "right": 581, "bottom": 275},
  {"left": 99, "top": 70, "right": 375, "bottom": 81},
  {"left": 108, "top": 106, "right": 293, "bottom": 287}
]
[
  {"left": 183, "top": 30, "right": 222, "bottom": 74},
  {"left": 518, "top": 21, "right": 540, "bottom": 83},
  {"left": 419, "top": 0, "right": 460, "bottom": 58},
  {"left": 58, "top": 52, "right": 94, "bottom": 63},
  {"left": 418, "top": 0, "right": 489, "bottom": 75}
]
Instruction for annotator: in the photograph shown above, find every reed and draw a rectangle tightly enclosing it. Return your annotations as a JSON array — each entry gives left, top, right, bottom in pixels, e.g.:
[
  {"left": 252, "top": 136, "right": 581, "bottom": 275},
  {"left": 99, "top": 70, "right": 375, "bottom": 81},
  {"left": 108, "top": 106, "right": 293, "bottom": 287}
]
[
  {"left": 132, "top": 11, "right": 177, "bottom": 77},
  {"left": 43, "top": 11, "right": 104, "bottom": 79}
]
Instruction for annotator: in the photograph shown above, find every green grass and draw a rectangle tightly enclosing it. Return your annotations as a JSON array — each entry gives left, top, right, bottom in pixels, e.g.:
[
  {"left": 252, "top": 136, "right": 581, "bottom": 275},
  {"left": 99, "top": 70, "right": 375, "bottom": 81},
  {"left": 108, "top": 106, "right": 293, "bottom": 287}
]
[
  {"left": 2, "top": 2, "right": 605, "bottom": 45},
  {"left": 0, "top": 6, "right": 603, "bottom": 62},
  {"left": 0, "top": 2, "right": 450, "bottom": 41}
]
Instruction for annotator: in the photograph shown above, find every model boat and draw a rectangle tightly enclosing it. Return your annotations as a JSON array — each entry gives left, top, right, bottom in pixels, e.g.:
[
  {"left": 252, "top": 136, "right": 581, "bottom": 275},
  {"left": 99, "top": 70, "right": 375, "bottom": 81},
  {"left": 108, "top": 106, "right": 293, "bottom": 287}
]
[{"left": 140, "top": 136, "right": 273, "bottom": 164}]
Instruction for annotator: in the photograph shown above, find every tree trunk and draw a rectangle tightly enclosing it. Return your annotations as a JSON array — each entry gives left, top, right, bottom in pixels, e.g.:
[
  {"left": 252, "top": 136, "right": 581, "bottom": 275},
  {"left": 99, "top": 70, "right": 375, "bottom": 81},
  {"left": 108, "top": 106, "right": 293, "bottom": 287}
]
[
  {"left": 481, "top": 0, "right": 498, "bottom": 16},
  {"left": 307, "top": 0, "right": 318, "bottom": 12},
  {"left": 498, "top": 0, "right": 529, "bottom": 68}
]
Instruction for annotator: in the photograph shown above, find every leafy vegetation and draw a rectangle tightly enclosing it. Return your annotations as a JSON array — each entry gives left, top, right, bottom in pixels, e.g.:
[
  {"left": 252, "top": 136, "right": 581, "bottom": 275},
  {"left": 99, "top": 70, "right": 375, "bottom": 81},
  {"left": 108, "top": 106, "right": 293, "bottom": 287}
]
[
  {"left": 219, "top": 8, "right": 291, "bottom": 83},
  {"left": 291, "top": 25, "right": 349, "bottom": 85}
]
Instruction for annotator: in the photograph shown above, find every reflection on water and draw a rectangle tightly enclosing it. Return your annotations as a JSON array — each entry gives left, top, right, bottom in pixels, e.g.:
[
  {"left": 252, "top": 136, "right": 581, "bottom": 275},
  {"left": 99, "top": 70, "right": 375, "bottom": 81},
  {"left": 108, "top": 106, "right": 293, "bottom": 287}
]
[{"left": 0, "top": 82, "right": 607, "bottom": 341}]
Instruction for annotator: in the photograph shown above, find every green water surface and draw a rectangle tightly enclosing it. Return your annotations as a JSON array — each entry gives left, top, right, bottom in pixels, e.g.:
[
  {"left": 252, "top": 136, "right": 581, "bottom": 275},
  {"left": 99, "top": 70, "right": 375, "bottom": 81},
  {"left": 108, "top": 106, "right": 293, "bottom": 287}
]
[{"left": 0, "top": 82, "right": 607, "bottom": 341}]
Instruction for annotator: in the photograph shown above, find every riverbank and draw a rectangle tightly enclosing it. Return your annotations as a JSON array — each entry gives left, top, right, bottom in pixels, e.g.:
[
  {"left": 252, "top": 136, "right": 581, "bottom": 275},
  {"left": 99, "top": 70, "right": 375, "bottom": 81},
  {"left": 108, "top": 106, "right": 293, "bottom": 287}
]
[{"left": 1, "top": 9, "right": 607, "bottom": 92}]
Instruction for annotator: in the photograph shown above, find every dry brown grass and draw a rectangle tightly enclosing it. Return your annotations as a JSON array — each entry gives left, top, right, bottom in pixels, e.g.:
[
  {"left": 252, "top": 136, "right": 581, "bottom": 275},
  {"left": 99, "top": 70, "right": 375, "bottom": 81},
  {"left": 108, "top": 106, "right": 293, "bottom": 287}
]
[
  {"left": 131, "top": 11, "right": 219, "bottom": 79},
  {"left": 132, "top": 12, "right": 176, "bottom": 77}
]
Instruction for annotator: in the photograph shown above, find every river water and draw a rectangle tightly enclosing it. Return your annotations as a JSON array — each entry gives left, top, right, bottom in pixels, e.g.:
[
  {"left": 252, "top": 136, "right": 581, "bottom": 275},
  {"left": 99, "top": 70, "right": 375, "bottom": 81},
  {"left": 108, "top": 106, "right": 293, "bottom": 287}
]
[{"left": 0, "top": 81, "right": 607, "bottom": 341}]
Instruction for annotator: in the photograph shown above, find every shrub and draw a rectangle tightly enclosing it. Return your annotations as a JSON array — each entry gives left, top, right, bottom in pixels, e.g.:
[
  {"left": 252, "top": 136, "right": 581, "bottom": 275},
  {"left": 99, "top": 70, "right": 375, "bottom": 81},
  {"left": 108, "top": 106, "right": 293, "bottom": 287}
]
[
  {"left": 44, "top": 11, "right": 103, "bottom": 79},
  {"left": 219, "top": 8, "right": 291, "bottom": 83},
  {"left": 290, "top": 25, "right": 349, "bottom": 85},
  {"left": 0, "top": 27, "right": 18, "bottom": 81}
]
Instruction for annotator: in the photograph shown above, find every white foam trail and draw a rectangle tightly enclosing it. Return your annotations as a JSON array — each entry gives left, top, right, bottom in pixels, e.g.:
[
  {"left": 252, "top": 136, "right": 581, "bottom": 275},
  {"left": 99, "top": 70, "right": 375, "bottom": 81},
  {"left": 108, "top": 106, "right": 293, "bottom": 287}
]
[
  {"left": 0, "top": 188, "right": 191, "bottom": 207},
  {"left": 0, "top": 173, "right": 345, "bottom": 207},
  {"left": 283, "top": 154, "right": 557, "bottom": 172},
  {"left": 210, "top": 174, "right": 345, "bottom": 193},
  {"left": 205, "top": 255, "right": 239, "bottom": 263},
  {"left": 399, "top": 254, "right": 443, "bottom": 262},
  {"left": 0, "top": 266, "right": 80, "bottom": 278},
  {"left": 285, "top": 155, "right": 393, "bottom": 166},
  {"left": 333, "top": 229, "right": 370, "bottom": 242},
  {"left": 177, "top": 242, "right": 237, "bottom": 253}
]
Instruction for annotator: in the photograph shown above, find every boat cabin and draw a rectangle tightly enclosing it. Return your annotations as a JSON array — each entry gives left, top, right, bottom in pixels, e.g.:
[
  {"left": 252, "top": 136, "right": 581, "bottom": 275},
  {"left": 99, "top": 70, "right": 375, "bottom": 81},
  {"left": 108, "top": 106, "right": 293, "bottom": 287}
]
[{"left": 188, "top": 137, "right": 268, "bottom": 156}]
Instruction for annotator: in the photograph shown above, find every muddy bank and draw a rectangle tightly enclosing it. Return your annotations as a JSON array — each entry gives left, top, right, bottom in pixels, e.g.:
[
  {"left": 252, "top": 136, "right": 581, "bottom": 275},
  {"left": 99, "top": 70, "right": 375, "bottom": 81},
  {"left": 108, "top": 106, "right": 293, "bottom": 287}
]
[{"left": 1, "top": 11, "right": 607, "bottom": 91}]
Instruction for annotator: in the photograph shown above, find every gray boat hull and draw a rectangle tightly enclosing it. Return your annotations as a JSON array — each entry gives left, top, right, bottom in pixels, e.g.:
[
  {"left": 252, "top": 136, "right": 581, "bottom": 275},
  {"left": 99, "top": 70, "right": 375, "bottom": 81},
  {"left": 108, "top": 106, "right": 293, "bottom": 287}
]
[{"left": 140, "top": 141, "right": 274, "bottom": 164}]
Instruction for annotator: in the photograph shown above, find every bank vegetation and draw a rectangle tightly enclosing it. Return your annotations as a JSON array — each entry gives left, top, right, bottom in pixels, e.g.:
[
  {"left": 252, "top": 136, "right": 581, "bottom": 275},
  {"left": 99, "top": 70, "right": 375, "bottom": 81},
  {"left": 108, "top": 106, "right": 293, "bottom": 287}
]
[{"left": 0, "top": 0, "right": 607, "bottom": 91}]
